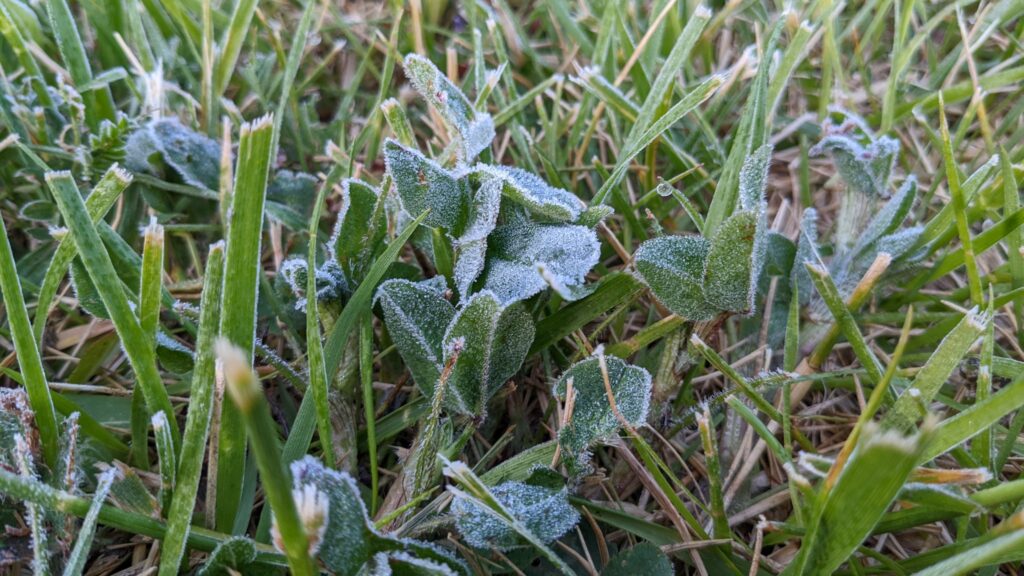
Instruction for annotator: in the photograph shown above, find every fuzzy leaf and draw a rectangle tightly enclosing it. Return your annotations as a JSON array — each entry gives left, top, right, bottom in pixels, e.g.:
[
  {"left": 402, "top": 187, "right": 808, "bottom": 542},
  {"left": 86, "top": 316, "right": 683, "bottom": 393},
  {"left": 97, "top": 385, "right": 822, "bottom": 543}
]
[
  {"left": 703, "top": 211, "right": 758, "bottom": 313},
  {"left": 576, "top": 204, "right": 615, "bottom": 228},
  {"left": 366, "top": 551, "right": 462, "bottom": 576},
  {"left": 451, "top": 466, "right": 579, "bottom": 551},
  {"left": 280, "top": 258, "right": 348, "bottom": 312},
  {"left": 125, "top": 119, "right": 220, "bottom": 189},
  {"left": 403, "top": 54, "right": 495, "bottom": 160},
  {"left": 793, "top": 208, "right": 822, "bottom": 305},
  {"left": 852, "top": 176, "right": 918, "bottom": 257},
  {"left": 266, "top": 170, "right": 318, "bottom": 229},
  {"left": 602, "top": 543, "right": 673, "bottom": 576},
  {"left": 330, "top": 178, "right": 387, "bottom": 282},
  {"left": 375, "top": 278, "right": 455, "bottom": 398},
  {"left": 476, "top": 164, "right": 581, "bottom": 222},
  {"left": 196, "top": 537, "right": 269, "bottom": 576},
  {"left": 384, "top": 139, "right": 469, "bottom": 231},
  {"left": 480, "top": 216, "right": 600, "bottom": 304},
  {"left": 452, "top": 179, "right": 502, "bottom": 298},
  {"left": 443, "top": 291, "right": 534, "bottom": 416},
  {"left": 811, "top": 119, "right": 899, "bottom": 199},
  {"left": 633, "top": 235, "right": 717, "bottom": 321},
  {"left": 553, "top": 355, "right": 652, "bottom": 474}
]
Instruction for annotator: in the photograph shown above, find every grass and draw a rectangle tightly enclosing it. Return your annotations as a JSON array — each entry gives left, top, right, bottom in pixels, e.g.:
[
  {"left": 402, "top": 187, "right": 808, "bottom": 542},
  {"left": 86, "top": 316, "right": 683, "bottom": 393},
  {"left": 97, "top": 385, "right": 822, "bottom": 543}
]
[{"left": 0, "top": 1, "right": 1022, "bottom": 574}]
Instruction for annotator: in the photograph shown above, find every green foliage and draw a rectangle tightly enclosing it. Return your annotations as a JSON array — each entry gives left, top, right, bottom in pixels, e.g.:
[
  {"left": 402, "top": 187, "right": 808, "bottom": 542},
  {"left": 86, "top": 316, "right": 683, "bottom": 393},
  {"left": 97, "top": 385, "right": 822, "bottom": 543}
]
[{"left": 602, "top": 542, "right": 673, "bottom": 576}]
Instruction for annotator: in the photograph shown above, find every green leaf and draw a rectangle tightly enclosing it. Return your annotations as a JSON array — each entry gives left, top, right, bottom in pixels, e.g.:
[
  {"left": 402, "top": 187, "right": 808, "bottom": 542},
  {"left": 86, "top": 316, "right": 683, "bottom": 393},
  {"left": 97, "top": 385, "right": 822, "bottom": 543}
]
[
  {"left": 552, "top": 354, "right": 651, "bottom": 474},
  {"left": 402, "top": 53, "right": 495, "bottom": 160},
  {"left": 476, "top": 164, "right": 581, "bottom": 222},
  {"left": 196, "top": 537, "right": 270, "bottom": 576},
  {"left": 62, "top": 468, "right": 116, "bottom": 576},
  {"left": 443, "top": 291, "right": 534, "bottom": 417},
  {"left": 125, "top": 119, "right": 221, "bottom": 190},
  {"left": 453, "top": 178, "right": 501, "bottom": 298},
  {"left": 384, "top": 139, "right": 469, "bottom": 231},
  {"left": 633, "top": 235, "right": 717, "bottom": 321},
  {"left": 375, "top": 278, "right": 456, "bottom": 398},
  {"left": 602, "top": 542, "right": 673, "bottom": 576},
  {"left": 329, "top": 178, "right": 387, "bottom": 282},
  {"left": 452, "top": 466, "right": 579, "bottom": 551}
]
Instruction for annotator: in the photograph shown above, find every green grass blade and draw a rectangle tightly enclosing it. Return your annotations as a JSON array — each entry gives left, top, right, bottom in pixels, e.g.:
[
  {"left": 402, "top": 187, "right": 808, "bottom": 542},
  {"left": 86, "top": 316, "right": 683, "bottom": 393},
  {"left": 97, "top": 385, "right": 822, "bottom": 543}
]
[
  {"left": 305, "top": 180, "right": 334, "bottom": 469},
  {"left": 938, "top": 96, "right": 983, "bottom": 306},
  {"left": 62, "top": 469, "right": 116, "bottom": 576},
  {"left": 47, "top": 171, "right": 179, "bottom": 450},
  {"left": 152, "top": 411, "right": 176, "bottom": 512},
  {"left": 44, "top": 0, "right": 115, "bottom": 127},
  {"left": 33, "top": 166, "right": 132, "bottom": 343},
  {"left": 218, "top": 340, "right": 317, "bottom": 576},
  {"left": 214, "top": 0, "right": 259, "bottom": 98},
  {"left": 270, "top": 0, "right": 317, "bottom": 159},
  {"left": 215, "top": 114, "right": 274, "bottom": 532},
  {"left": 139, "top": 217, "right": 164, "bottom": 345},
  {"left": 0, "top": 202, "right": 59, "bottom": 467},
  {"left": 159, "top": 242, "right": 224, "bottom": 576},
  {"left": 909, "top": 528, "right": 1024, "bottom": 576}
]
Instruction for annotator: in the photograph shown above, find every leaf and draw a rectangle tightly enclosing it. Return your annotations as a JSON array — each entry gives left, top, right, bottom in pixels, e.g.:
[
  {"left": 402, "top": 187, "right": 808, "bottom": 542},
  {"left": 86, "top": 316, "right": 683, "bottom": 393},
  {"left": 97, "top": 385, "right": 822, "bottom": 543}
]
[
  {"left": 403, "top": 54, "right": 495, "bottom": 160},
  {"left": 384, "top": 139, "right": 469, "bottom": 231},
  {"left": 852, "top": 176, "right": 918, "bottom": 257},
  {"left": 329, "top": 178, "right": 387, "bottom": 282},
  {"left": 266, "top": 170, "right": 318, "bottom": 228},
  {"left": 633, "top": 235, "right": 717, "bottom": 321},
  {"left": 442, "top": 291, "right": 534, "bottom": 417},
  {"left": 552, "top": 354, "right": 652, "bottom": 474},
  {"left": 452, "top": 179, "right": 501, "bottom": 298},
  {"left": 375, "top": 278, "right": 456, "bottom": 398},
  {"left": 125, "top": 118, "right": 220, "bottom": 189},
  {"left": 196, "top": 537, "right": 267, "bottom": 576},
  {"left": 576, "top": 204, "right": 615, "bottom": 228},
  {"left": 480, "top": 216, "right": 601, "bottom": 304},
  {"left": 810, "top": 117, "right": 900, "bottom": 199},
  {"left": 280, "top": 257, "right": 348, "bottom": 312},
  {"left": 793, "top": 208, "right": 822, "bottom": 305},
  {"left": 451, "top": 467, "right": 579, "bottom": 551},
  {"left": 602, "top": 542, "right": 673, "bottom": 576},
  {"left": 366, "top": 551, "right": 462, "bottom": 575},
  {"left": 476, "top": 164, "right": 581, "bottom": 222}
]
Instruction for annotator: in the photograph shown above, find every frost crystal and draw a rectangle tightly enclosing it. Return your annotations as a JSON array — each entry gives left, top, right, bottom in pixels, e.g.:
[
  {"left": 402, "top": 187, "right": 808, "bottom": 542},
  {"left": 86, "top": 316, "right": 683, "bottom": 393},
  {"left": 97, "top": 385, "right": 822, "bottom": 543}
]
[
  {"left": 329, "top": 178, "right": 386, "bottom": 281},
  {"left": 633, "top": 235, "right": 717, "bottom": 321},
  {"left": 279, "top": 257, "right": 347, "bottom": 312},
  {"left": 125, "top": 118, "right": 221, "bottom": 189},
  {"left": 475, "top": 164, "right": 582, "bottom": 222},
  {"left": 452, "top": 178, "right": 502, "bottom": 298},
  {"left": 553, "top": 354, "right": 652, "bottom": 475}
]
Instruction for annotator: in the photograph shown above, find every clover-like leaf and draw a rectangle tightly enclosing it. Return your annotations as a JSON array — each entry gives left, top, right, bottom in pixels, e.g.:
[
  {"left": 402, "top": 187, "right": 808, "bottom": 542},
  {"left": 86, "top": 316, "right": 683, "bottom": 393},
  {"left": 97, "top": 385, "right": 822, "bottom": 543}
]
[
  {"left": 475, "top": 164, "right": 581, "bottom": 222},
  {"left": 633, "top": 235, "right": 717, "bottom": 321},
  {"left": 375, "top": 278, "right": 455, "bottom": 398},
  {"left": 552, "top": 354, "right": 652, "bottom": 475},
  {"left": 479, "top": 216, "right": 600, "bottom": 304},
  {"left": 366, "top": 551, "right": 462, "bottom": 576},
  {"left": 851, "top": 176, "right": 918, "bottom": 258},
  {"left": 196, "top": 537, "right": 272, "bottom": 576},
  {"left": 702, "top": 145, "right": 769, "bottom": 314},
  {"left": 266, "top": 169, "right": 318, "bottom": 229},
  {"left": 384, "top": 139, "right": 469, "bottom": 231},
  {"left": 330, "top": 178, "right": 387, "bottom": 282},
  {"left": 793, "top": 207, "right": 822, "bottom": 305},
  {"left": 602, "top": 543, "right": 673, "bottom": 576},
  {"left": 280, "top": 257, "right": 348, "bottom": 312},
  {"left": 811, "top": 115, "right": 899, "bottom": 200},
  {"left": 451, "top": 466, "right": 579, "bottom": 551},
  {"left": 576, "top": 204, "right": 615, "bottom": 228},
  {"left": 442, "top": 291, "right": 534, "bottom": 416},
  {"left": 452, "top": 178, "right": 502, "bottom": 298},
  {"left": 289, "top": 456, "right": 468, "bottom": 575},
  {"left": 403, "top": 54, "right": 495, "bottom": 160},
  {"left": 125, "top": 118, "right": 220, "bottom": 189}
]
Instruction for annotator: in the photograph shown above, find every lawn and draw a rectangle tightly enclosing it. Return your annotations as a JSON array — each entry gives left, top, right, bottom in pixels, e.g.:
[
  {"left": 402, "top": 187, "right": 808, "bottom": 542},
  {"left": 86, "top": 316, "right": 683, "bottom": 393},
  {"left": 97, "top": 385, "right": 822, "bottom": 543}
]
[{"left": 0, "top": 0, "right": 1023, "bottom": 574}]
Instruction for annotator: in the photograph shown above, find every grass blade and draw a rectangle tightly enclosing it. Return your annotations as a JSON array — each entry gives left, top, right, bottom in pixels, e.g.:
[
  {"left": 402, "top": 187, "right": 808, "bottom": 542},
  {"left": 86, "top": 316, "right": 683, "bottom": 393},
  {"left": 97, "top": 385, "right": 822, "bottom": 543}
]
[
  {"left": 62, "top": 469, "right": 116, "bottom": 576},
  {"left": 44, "top": 0, "right": 115, "bottom": 127},
  {"left": 215, "top": 114, "right": 274, "bottom": 532},
  {"left": 159, "top": 242, "right": 225, "bottom": 576}
]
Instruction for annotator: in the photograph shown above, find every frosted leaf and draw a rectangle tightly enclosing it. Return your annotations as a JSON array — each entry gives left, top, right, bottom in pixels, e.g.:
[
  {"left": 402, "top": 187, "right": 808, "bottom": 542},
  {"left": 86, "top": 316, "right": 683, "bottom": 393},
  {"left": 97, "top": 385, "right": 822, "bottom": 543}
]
[
  {"left": 475, "top": 164, "right": 582, "bottom": 222},
  {"left": 633, "top": 235, "right": 717, "bottom": 321},
  {"left": 602, "top": 543, "right": 674, "bottom": 576},
  {"left": 156, "top": 331, "right": 195, "bottom": 374},
  {"left": 538, "top": 263, "right": 598, "bottom": 301},
  {"left": 289, "top": 456, "right": 469, "bottom": 575},
  {"left": 576, "top": 204, "right": 614, "bottom": 228},
  {"left": 480, "top": 218, "right": 601, "bottom": 304},
  {"left": 763, "top": 232, "right": 796, "bottom": 277},
  {"left": 451, "top": 468, "right": 579, "bottom": 551},
  {"left": 329, "top": 178, "right": 387, "bottom": 281},
  {"left": 702, "top": 210, "right": 759, "bottom": 313},
  {"left": 811, "top": 120, "right": 899, "bottom": 199},
  {"left": 125, "top": 118, "right": 220, "bottom": 189},
  {"left": 280, "top": 257, "right": 348, "bottom": 312},
  {"left": 442, "top": 291, "right": 534, "bottom": 417},
  {"left": 196, "top": 537, "right": 268, "bottom": 576},
  {"left": 553, "top": 354, "right": 652, "bottom": 475},
  {"left": 402, "top": 54, "right": 495, "bottom": 160},
  {"left": 365, "top": 551, "right": 461, "bottom": 576},
  {"left": 873, "top": 227, "right": 925, "bottom": 263},
  {"left": 375, "top": 278, "right": 456, "bottom": 398},
  {"left": 70, "top": 256, "right": 109, "bottom": 319},
  {"left": 452, "top": 178, "right": 502, "bottom": 298},
  {"left": 266, "top": 170, "right": 318, "bottom": 228},
  {"left": 851, "top": 176, "right": 918, "bottom": 258},
  {"left": 384, "top": 139, "right": 469, "bottom": 231},
  {"left": 792, "top": 208, "right": 822, "bottom": 306},
  {"left": 738, "top": 144, "right": 772, "bottom": 213}
]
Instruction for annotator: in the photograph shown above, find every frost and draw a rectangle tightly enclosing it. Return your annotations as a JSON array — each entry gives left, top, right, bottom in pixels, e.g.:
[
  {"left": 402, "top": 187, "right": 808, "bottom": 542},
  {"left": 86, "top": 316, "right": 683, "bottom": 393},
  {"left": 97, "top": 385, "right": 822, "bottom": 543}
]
[
  {"left": 402, "top": 54, "right": 495, "bottom": 160},
  {"left": 575, "top": 204, "right": 614, "bottom": 228},
  {"left": 703, "top": 210, "right": 760, "bottom": 313},
  {"left": 288, "top": 456, "right": 469, "bottom": 575},
  {"left": 125, "top": 118, "right": 221, "bottom": 189},
  {"left": 793, "top": 208, "right": 822, "bottom": 305},
  {"left": 329, "top": 178, "right": 387, "bottom": 281},
  {"left": 480, "top": 216, "right": 601, "bottom": 304},
  {"left": 452, "top": 178, "right": 501, "bottom": 298},
  {"left": 384, "top": 139, "right": 469, "bottom": 231},
  {"left": 442, "top": 291, "right": 534, "bottom": 416},
  {"left": 552, "top": 354, "right": 652, "bottom": 475},
  {"left": 475, "top": 164, "right": 582, "bottom": 222},
  {"left": 279, "top": 257, "right": 348, "bottom": 312},
  {"left": 603, "top": 543, "right": 674, "bottom": 576},
  {"left": 811, "top": 112, "right": 899, "bottom": 199},
  {"left": 633, "top": 235, "right": 717, "bottom": 321},
  {"left": 196, "top": 537, "right": 263, "bottom": 576},
  {"left": 853, "top": 176, "right": 917, "bottom": 256},
  {"left": 366, "top": 551, "right": 461, "bottom": 576},
  {"left": 375, "top": 278, "right": 456, "bottom": 398},
  {"left": 451, "top": 467, "right": 579, "bottom": 551}
]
